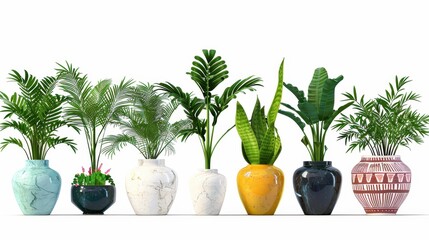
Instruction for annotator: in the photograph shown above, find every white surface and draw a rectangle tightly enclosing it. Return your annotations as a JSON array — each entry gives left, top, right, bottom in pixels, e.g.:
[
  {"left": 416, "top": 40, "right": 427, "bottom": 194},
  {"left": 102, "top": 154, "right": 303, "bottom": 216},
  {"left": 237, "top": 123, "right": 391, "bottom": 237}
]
[
  {"left": 126, "top": 159, "right": 177, "bottom": 215},
  {"left": 1, "top": 0, "right": 428, "bottom": 239},
  {"left": 190, "top": 169, "right": 227, "bottom": 215}
]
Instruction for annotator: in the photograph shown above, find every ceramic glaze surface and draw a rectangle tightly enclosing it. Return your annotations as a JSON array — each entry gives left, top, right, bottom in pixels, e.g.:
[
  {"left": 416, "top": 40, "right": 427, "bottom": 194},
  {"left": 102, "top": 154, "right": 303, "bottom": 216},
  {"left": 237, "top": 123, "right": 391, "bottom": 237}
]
[
  {"left": 190, "top": 169, "right": 226, "bottom": 215},
  {"left": 237, "top": 164, "right": 284, "bottom": 215},
  {"left": 352, "top": 155, "right": 411, "bottom": 214},
  {"left": 126, "top": 159, "right": 178, "bottom": 215},
  {"left": 293, "top": 161, "right": 342, "bottom": 215},
  {"left": 12, "top": 160, "right": 61, "bottom": 215},
  {"left": 71, "top": 185, "right": 116, "bottom": 214}
]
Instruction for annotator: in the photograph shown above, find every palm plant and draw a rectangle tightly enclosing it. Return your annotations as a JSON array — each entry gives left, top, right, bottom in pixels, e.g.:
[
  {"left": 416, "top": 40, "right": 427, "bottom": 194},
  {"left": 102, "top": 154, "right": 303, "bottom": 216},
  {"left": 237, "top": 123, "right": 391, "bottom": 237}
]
[
  {"left": 333, "top": 76, "right": 429, "bottom": 155},
  {"left": 157, "top": 49, "right": 262, "bottom": 169},
  {"left": 279, "top": 67, "right": 353, "bottom": 162},
  {"left": 0, "top": 69, "right": 78, "bottom": 159},
  {"left": 235, "top": 59, "right": 284, "bottom": 165},
  {"left": 56, "top": 62, "right": 134, "bottom": 185},
  {"left": 102, "top": 83, "right": 191, "bottom": 159}
]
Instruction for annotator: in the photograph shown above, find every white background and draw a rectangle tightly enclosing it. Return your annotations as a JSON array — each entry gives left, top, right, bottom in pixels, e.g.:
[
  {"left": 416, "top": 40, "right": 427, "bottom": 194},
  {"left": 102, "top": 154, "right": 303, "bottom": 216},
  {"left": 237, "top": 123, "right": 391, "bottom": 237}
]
[{"left": 0, "top": 0, "right": 428, "bottom": 239}]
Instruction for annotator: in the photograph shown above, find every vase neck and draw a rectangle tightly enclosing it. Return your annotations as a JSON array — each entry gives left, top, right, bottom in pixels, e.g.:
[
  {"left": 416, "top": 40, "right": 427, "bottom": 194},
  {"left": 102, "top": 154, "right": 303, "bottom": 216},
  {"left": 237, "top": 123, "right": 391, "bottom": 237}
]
[
  {"left": 303, "top": 161, "right": 332, "bottom": 168},
  {"left": 199, "top": 169, "right": 218, "bottom": 174},
  {"left": 139, "top": 159, "right": 165, "bottom": 166},
  {"left": 361, "top": 155, "right": 401, "bottom": 162},
  {"left": 25, "top": 159, "right": 49, "bottom": 167}
]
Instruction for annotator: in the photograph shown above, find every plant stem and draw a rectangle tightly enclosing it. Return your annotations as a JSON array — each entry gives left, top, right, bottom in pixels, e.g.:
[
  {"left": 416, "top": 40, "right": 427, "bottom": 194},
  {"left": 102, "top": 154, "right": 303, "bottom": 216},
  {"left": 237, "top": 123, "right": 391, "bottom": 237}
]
[
  {"left": 212, "top": 124, "right": 236, "bottom": 153},
  {"left": 205, "top": 97, "right": 211, "bottom": 169}
]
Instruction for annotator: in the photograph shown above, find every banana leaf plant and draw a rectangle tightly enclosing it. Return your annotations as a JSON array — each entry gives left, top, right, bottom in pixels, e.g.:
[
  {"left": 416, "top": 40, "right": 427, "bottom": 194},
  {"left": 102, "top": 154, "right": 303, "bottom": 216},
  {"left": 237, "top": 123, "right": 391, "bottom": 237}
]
[
  {"left": 0, "top": 69, "right": 79, "bottom": 160},
  {"left": 235, "top": 59, "right": 284, "bottom": 165},
  {"left": 157, "top": 49, "right": 262, "bottom": 169},
  {"left": 278, "top": 67, "right": 353, "bottom": 162}
]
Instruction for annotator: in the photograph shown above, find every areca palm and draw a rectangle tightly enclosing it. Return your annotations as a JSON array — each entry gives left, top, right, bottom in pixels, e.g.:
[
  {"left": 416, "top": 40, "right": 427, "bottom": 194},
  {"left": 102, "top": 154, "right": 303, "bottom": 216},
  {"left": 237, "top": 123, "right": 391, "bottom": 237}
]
[
  {"left": 0, "top": 69, "right": 78, "bottom": 159},
  {"left": 102, "top": 83, "right": 191, "bottom": 159},
  {"left": 56, "top": 62, "right": 134, "bottom": 181}
]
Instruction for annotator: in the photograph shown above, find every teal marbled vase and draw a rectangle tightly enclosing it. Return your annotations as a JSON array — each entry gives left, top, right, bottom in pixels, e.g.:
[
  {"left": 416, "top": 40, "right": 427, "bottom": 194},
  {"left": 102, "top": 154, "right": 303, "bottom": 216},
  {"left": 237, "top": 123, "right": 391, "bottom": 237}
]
[{"left": 12, "top": 160, "right": 61, "bottom": 215}]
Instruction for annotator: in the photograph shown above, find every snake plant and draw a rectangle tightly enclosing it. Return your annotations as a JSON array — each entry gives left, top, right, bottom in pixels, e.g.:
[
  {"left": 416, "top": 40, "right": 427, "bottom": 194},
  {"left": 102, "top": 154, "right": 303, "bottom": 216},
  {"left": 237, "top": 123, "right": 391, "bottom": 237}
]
[
  {"left": 279, "top": 67, "right": 353, "bottom": 162},
  {"left": 157, "top": 49, "right": 262, "bottom": 169},
  {"left": 235, "top": 59, "right": 284, "bottom": 165}
]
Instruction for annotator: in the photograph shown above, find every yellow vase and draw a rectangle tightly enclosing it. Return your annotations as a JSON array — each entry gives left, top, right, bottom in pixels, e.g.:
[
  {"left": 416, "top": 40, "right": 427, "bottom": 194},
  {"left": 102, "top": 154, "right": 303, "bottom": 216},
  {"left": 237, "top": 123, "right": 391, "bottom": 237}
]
[{"left": 237, "top": 164, "right": 284, "bottom": 215}]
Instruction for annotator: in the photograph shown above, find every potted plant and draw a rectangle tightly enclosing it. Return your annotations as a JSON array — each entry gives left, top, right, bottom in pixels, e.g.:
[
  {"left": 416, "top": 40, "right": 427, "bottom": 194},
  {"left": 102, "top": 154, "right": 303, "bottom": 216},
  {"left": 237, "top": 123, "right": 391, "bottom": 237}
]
[
  {"left": 235, "top": 59, "right": 284, "bottom": 215},
  {"left": 157, "top": 49, "right": 262, "bottom": 215},
  {"left": 56, "top": 62, "right": 134, "bottom": 214},
  {"left": 102, "top": 83, "right": 191, "bottom": 215},
  {"left": 278, "top": 67, "right": 352, "bottom": 215},
  {"left": 0, "top": 69, "right": 78, "bottom": 215},
  {"left": 333, "top": 76, "right": 429, "bottom": 214}
]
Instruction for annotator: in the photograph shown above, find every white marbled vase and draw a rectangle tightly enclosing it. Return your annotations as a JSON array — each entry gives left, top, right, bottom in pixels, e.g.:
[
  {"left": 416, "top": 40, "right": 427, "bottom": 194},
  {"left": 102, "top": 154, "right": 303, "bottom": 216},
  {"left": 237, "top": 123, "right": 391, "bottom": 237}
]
[
  {"left": 125, "top": 159, "right": 178, "bottom": 215},
  {"left": 189, "top": 169, "right": 227, "bottom": 215}
]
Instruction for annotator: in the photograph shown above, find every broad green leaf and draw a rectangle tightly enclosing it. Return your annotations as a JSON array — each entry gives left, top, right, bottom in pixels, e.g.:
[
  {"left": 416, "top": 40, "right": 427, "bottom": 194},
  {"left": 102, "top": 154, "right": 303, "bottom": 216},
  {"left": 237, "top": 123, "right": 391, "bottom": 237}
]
[
  {"left": 308, "top": 67, "right": 328, "bottom": 114},
  {"left": 235, "top": 101, "right": 259, "bottom": 164},
  {"left": 323, "top": 101, "right": 353, "bottom": 130},
  {"left": 278, "top": 110, "right": 306, "bottom": 130},
  {"left": 280, "top": 102, "right": 311, "bottom": 125},
  {"left": 298, "top": 101, "right": 319, "bottom": 124},
  {"left": 318, "top": 75, "right": 343, "bottom": 120},
  {"left": 284, "top": 83, "right": 306, "bottom": 102}
]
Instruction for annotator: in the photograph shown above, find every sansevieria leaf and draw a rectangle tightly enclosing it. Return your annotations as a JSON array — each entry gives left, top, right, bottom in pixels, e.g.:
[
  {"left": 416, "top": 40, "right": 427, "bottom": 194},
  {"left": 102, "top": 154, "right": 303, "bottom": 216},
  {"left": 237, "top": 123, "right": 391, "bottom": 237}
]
[
  {"left": 267, "top": 59, "right": 284, "bottom": 126},
  {"left": 236, "top": 101, "right": 260, "bottom": 164}
]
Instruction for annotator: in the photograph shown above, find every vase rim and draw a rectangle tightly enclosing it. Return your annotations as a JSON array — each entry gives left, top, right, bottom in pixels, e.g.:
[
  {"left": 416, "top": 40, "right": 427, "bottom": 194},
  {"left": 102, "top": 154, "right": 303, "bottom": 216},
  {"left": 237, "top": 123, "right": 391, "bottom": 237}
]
[
  {"left": 197, "top": 168, "right": 219, "bottom": 173},
  {"left": 361, "top": 155, "right": 401, "bottom": 157},
  {"left": 303, "top": 161, "right": 332, "bottom": 167},
  {"left": 71, "top": 185, "right": 116, "bottom": 188}
]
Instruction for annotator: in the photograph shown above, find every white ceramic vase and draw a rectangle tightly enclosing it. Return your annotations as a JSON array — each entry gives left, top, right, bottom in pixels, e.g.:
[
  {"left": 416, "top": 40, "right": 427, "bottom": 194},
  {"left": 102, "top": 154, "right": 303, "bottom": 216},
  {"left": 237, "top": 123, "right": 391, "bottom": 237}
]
[
  {"left": 125, "top": 159, "right": 178, "bottom": 215},
  {"left": 189, "top": 169, "right": 227, "bottom": 215}
]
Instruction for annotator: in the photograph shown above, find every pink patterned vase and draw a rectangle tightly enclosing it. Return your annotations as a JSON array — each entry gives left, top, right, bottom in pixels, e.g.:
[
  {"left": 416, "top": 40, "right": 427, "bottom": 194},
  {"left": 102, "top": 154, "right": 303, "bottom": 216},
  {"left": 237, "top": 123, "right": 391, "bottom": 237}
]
[{"left": 351, "top": 155, "right": 411, "bottom": 214}]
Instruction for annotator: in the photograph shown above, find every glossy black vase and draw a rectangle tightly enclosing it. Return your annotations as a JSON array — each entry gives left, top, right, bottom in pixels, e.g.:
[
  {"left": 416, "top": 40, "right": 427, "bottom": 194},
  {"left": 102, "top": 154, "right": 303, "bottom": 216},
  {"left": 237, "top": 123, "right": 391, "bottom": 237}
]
[
  {"left": 293, "top": 161, "right": 341, "bottom": 215},
  {"left": 71, "top": 185, "right": 116, "bottom": 214}
]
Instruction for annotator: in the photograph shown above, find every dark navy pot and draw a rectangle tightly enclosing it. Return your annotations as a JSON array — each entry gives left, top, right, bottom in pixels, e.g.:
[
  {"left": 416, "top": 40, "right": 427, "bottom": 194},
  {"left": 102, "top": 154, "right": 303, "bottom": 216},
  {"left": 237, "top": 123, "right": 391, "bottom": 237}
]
[
  {"left": 293, "top": 161, "right": 341, "bottom": 215},
  {"left": 71, "top": 185, "right": 116, "bottom": 214}
]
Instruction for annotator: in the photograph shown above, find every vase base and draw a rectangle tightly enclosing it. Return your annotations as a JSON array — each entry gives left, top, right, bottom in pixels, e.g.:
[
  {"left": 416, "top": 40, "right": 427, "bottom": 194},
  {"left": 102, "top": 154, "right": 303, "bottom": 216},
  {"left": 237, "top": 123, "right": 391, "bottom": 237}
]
[
  {"left": 364, "top": 208, "right": 398, "bottom": 214},
  {"left": 366, "top": 213, "right": 396, "bottom": 216}
]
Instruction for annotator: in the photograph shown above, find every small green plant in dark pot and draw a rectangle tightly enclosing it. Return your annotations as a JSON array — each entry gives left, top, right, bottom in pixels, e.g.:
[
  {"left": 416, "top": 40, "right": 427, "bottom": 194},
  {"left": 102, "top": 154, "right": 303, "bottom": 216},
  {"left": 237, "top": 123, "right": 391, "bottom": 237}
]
[
  {"left": 0, "top": 69, "right": 78, "bottom": 215},
  {"left": 57, "top": 62, "right": 133, "bottom": 214},
  {"left": 279, "top": 67, "right": 352, "bottom": 215}
]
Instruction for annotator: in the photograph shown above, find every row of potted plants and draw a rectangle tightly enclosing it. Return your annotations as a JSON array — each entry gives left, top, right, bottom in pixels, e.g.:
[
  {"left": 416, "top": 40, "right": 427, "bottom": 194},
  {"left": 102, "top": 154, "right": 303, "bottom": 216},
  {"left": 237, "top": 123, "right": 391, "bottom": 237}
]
[{"left": 1, "top": 49, "right": 428, "bottom": 215}]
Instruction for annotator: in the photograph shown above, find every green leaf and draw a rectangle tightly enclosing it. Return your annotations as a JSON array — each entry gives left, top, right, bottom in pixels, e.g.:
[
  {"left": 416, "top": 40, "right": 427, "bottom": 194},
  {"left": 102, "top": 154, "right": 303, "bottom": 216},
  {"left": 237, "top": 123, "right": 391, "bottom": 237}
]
[
  {"left": 284, "top": 83, "right": 306, "bottom": 102},
  {"left": 259, "top": 126, "right": 276, "bottom": 164},
  {"left": 278, "top": 110, "right": 306, "bottom": 130},
  {"left": 298, "top": 101, "right": 319, "bottom": 124},
  {"left": 250, "top": 98, "right": 267, "bottom": 147},
  {"left": 235, "top": 101, "right": 259, "bottom": 164},
  {"left": 318, "top": 75, "right": 343, "bottom": 120},
  {"left": 324, "top": 101, "right": 353, "bottom": 130},
  {"left": 267, "top": 58, "right": 284, "bottom": 126},
  {"left": 308, "top": 67, "right": 328, "bottom": 114}
]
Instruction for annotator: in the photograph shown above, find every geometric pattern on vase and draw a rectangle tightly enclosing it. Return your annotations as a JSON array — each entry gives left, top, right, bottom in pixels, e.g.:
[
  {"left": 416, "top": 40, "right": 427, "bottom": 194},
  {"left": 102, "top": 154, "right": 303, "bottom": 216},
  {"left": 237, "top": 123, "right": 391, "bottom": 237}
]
[{"left": 351, "top": 155, "right": 411, "bottom": 214}]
